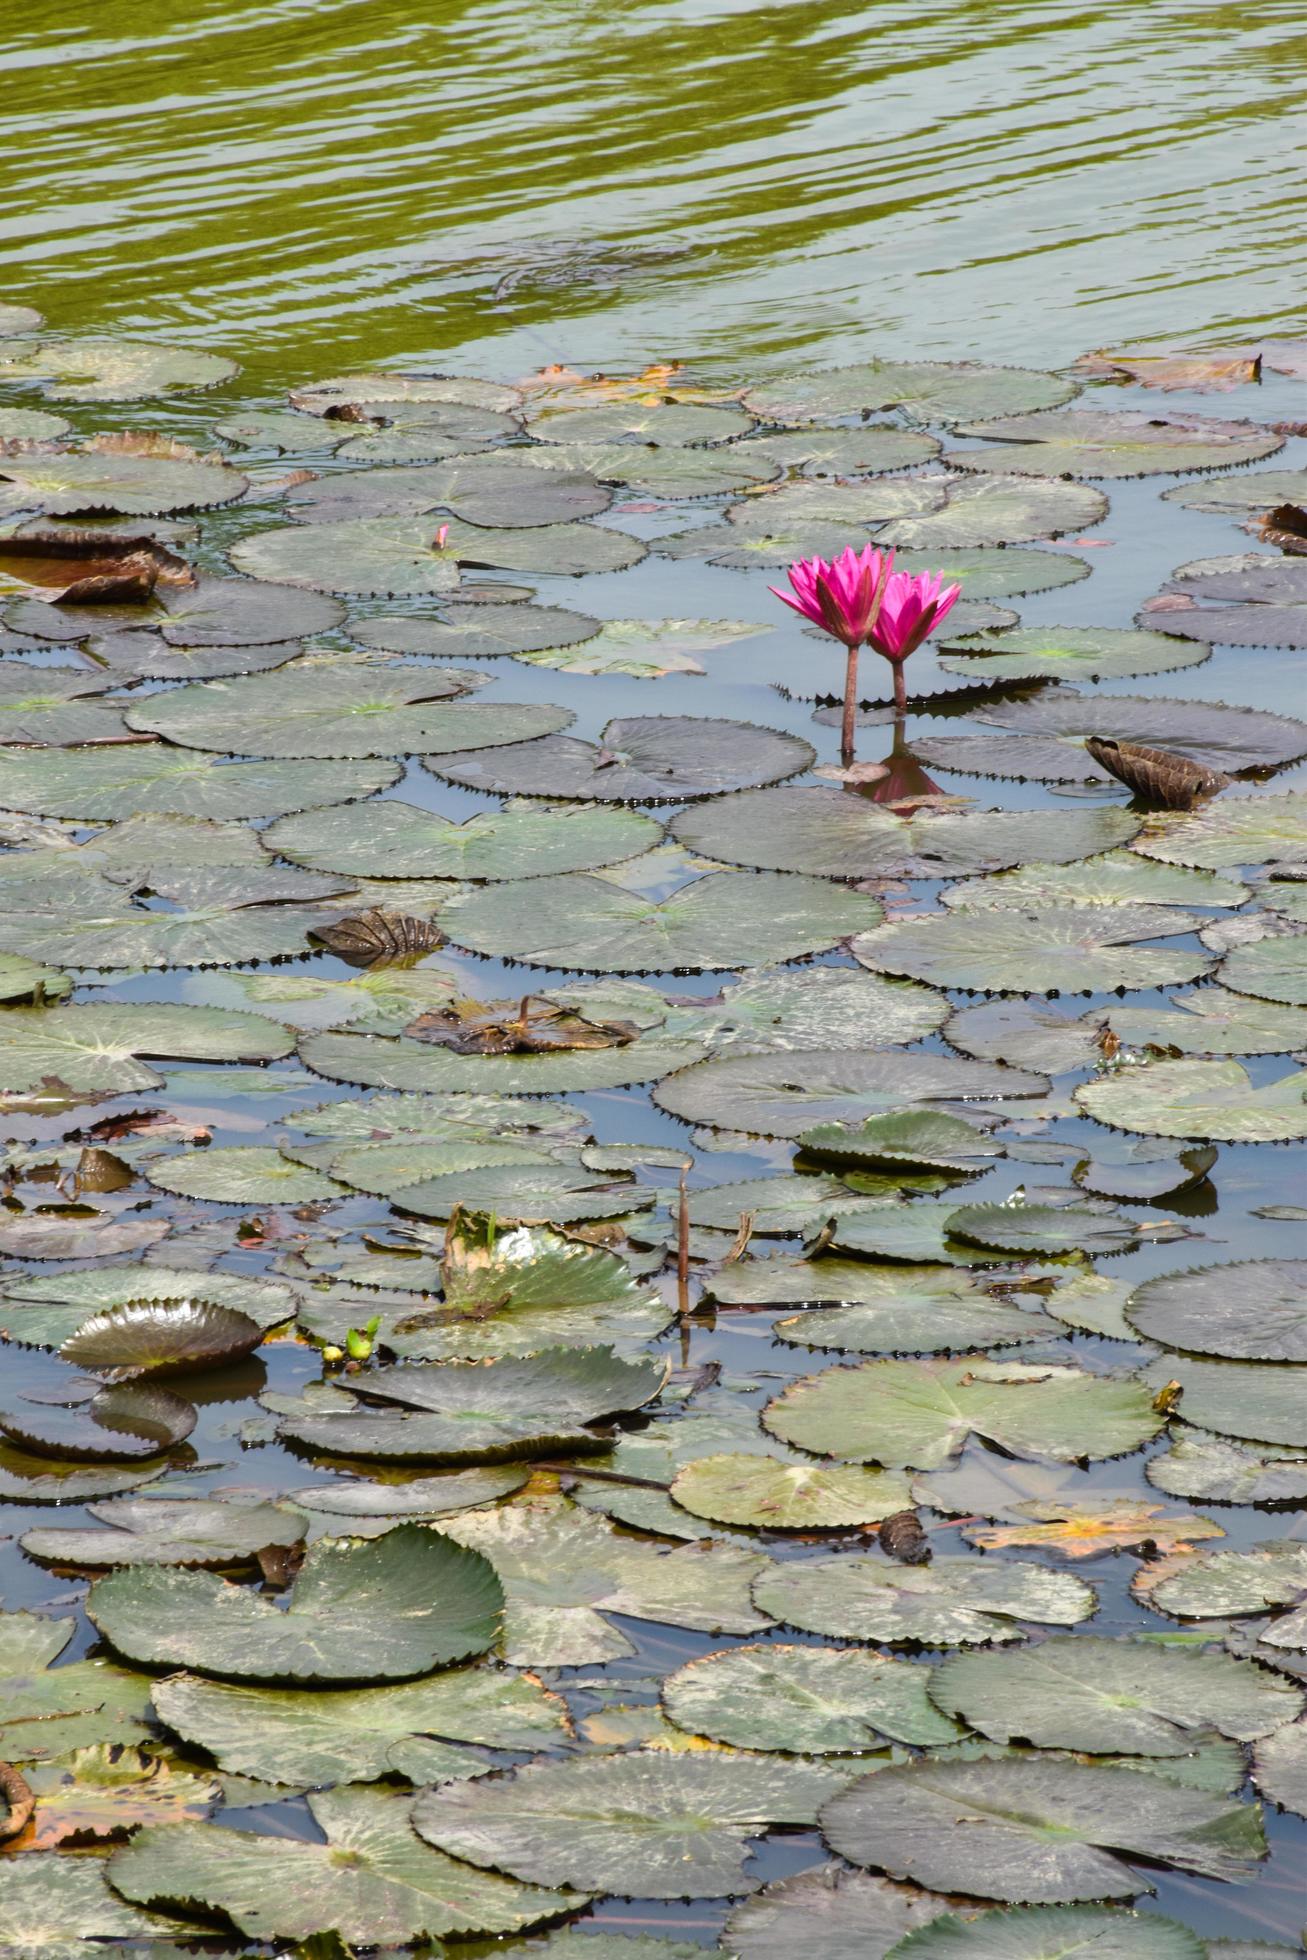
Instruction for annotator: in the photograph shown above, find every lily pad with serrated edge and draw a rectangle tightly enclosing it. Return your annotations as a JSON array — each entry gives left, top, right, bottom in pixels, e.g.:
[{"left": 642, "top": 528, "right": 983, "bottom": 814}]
[
  {"left": 742, "top": 360, "right": 1076, "bottom": 426},
  {"left": 1145, "top": 553, "right": 1307, "bottom": 650},
  {"left": 6, "top": 1741, "right": 218, "bottom": 1848},
  {"left": 284, "top": 456, "right": 610, "bottom": 527},
  {"left": 773, "top": 1268, "right": 1059, "bottom": 1355},
  {"left": 0, "top": 999, "right": 294, "bottom": 1094},
  {"left": 559, "top": 963, "right": 951, "bottom": 1052},
  {"left": 276, "top": 1345, "right": 665, "bottom": 1465},
  {"left": 412, "top": 1751, "right": 849, "bottom": 1898},
  {"left": 670, "top": 1453, "right": 912, "bottom": 1529},
  {"left": 1141, "top": 1354, "right": 1307, "bottom": 1447},
  {"left": 1164, "top": 469, "right": 1307, "bottom": 513},
  {"left": 0, "top": 443, "right": 247, "bottom": 519},
  {"left": 723, "top": 1865, "right": 951, "bottom": 1960},
  {"left": 325, "top": 1138, "right": 558, "bottom": 1200},
  {"left": 1077, "top": 1057, "right": 1307, "bottom": 1142},
  {"left": 0, "top": 743, "right": 399, "bottom": 819},
  {"left": 876, "top": 473, "right": 1109, "bottom": 550},
  {"left": 513, "top": 439, "right": 777, "bottom": 497},
  {"left": 299, "top": 1026, "right": 701, "bottom": 1095},
  {"left": 292, "top": 371, "right": 520, "bottom": 415},
  {"left": 960, "top": 1496, "right": 1223, "bottom": 1557},
  {"left": 88, "top": 1524, "right": 502, "bottom": 1681},
  {"left": 528, "top": 400, "right": 753, "bottom": 443},
  {"left": 509, "top": 616, "right": 770, "bottom": 679},
  {"left": 353, "top": 602, "right": 599, "bottom": 659},
  {"left": 0, "top": 1383, "right": 195, "bottom": 1462},
  {"left": 664, "top": 1644, "right": 958, "bottom": 1753},
  {"left": 879, "top": 1906, "right": 1211, "bottom": 1956},
  {"left": 754, "top": 1552, "right": 1094, "bottom": 1646},
  {"left": 731, "top": 425, "right": 942, "bottom": 478},
  {"left": 819, "top": 1755, "right": 1265, "bottom": 1901},
  {"left": 763, "top": 1357, "right": 1163, "bottom": 1469},
  {"left": 59, "top": 1299, "right": 264, "bottom": 1380},
  {"left": 947, "top": 409, "right": 1282, "bottom": 477},
  {"left": 231, "top": 514, "right": 644, "bottom": 592},
  {"left": 151, "top": 1663, "right": 565, "bottom": 1787},
  {"left": 948, "top": 990, "right": 1307, "bottom": 1068},
  {"left": 928, "top": 1635, "right": 1301, "bottom": 1755},
  {"left": 654, "top": 1048, "right": 1048, "bottom": 1138},
  {"left": 853, "top": 904, "right": 1210, "bottom": 995},
  {"left": 1146, "top": 1540, "right": 1307, "bottom": 1642},
  {"left": 87, "top": 630, "right": 307, "bottom": 681},
  {"left": 0, "top": 1851, "right": 180, "bottom": 1952},
  {"left": 19, "top": 1495, "right": 306, "bottom": 1569},
  {"left": 671, "top": 788, "right": 1141, "bottom": 880},
  {"left": 0, "top": 336, "right": 238, "bottom": 400},
  {"left": 1126, "top": 1259, "right": 1307, "bottom": 1360},
  {"left": 942, "top": 851, "right": 1247, "bottom": 912},
  {"left": 145, "top": 1145, "right": 343, "bottom": 1204},
  {"left": 0, "top": 1440, "right": 169, "bottom": 1504},
  {"left": 288, "top": 1466, "right": 529, "bottom": 1522},
  {"left": 430, "top": 713, "right": 815, "bottom": 803},
  {"left": 940, "top": 624, "right": 1208, "bottom": 683},
  {"left": 1253, "top": 1716, "right": 1307, "bottom": 1817},
  {"left": 0, "top": 405, "right": 67, "bottom": 439},
  {"left": 441, "top": 869, "right": 880, "bottom": 973},
  {"left": 107, "top": 1783, "right": 580, "bottom": 1941},
  {"left": 1132, "top": 792, "right": 1307, "bottom": 871},
  {"left": 128, "top": 668, "right": 569, "bottom": 761},
  {"left": 157, "top": 573, "right": 346, "bottom": 645},
  {"left": 265, "top": 797, "right": 658, "bottom": 880},
  {"left": 687, "top": 1175, "right": 918, "bottom": 1237},
  {"left": 915, "top": 693, "right": 1307, "bottom": 782},
  {"left": 1147, "top": 1430, "right": 1307, "bottom": 1505},
  {"left": 442, "top": 1494, "right": 775, "bottom": 1665},
  {"left": 799, "top": 1111, "right": 1003, "bottom": 1173},
  {"left": 1218, "top": 934, "right": 1307, "bottom": 1005},
  {"left": 945, "top": 1202, "right": 1140, "bottom": 1255},
  {"left": 1, "top": 1266, "right": 293, "bottom": 1354},
  {"left": 1072, "top": 1137, "right": 1218, "bottom": 1202},
  {"left": 0, "top": 888, "right": 353, "bottom": 971},
  {"left": 0, "top": 951, "right": 70, "bottom": 1002}
]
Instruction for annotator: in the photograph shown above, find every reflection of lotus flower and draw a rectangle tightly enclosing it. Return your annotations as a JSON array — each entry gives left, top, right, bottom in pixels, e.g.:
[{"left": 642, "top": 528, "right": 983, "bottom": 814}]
[
  {"left": 868, "top": 569, "right": 962, "bottom": 712},
  {"left": 770, "top": 545, "right": 893, "bottom": 765}
]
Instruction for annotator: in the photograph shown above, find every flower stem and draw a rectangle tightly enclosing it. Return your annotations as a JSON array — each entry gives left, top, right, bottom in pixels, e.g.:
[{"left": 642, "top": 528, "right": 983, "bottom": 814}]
[
  {"left": 841, "top": 645, "right": 859, "bottom": 766},
  {"left": 893, "top": 662, "right": 907, "bottom": 716}
]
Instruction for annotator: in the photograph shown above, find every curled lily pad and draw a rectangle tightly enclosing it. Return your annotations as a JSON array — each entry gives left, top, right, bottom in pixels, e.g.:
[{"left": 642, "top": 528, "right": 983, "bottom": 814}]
[
  {"left": 914, "top": 694, "right": 1307, "bottom": 782},
  {"left": 0, "top": 337, "right": 237, "bottom": 400},
  {"left": 742, "top": 360, "right": 1076, "bottom": 425},
  {"left": 723, "top": 1866, "right": 950, "bottom": 1960},
  {"left": 959, "top": 1497, "right": 1222, "bottom": 1557},
  {"left": 59, "top": 1300, "right": 265, "bottom": 1379},
  {"left": 1147, "top": 1430, "right": 1307, "bottom": 1505},
  {"left": 853, "top": 904, "right": 1209, "bottom": 995},
  {"left": 1072, "top": 1137, "right": 1218, "bottom": 1201},
  {"left": 1146, "top": 554, "right": 1307, "bottom": 649},
  {"left": 1132, "top": 792, "right": 1307, "bottom": 870},
  {"left": 940, "top": 624, "right": 1207, "bottom": 683},
  {"left": 754, "top": 1552, "right": 1093, "bottom": 1646},
  {"left": 763, "top": 1357, "right": 1163, "bottom": 1468},
  {"left": 3, "top": 1742, "right": 218, "bottom": 1848},
  {"left": 772, "top": 1268, "right": 1059, "bottom": 1355},
  {"left": 1076, "top": 1058, "right": 1307, "bottom": 1142},
  {"left": 87, "top": 1523, "right": 503, "bottom": 1680},
  {"left": 265, "top": 797, "right": 658, "bottom": 880},
  {"left": 654, "top": 1049, "right": 1047, "bottom": 1137},
  {"left": 672, "top": 788, "right": 1139, "bottom": 879},
  {"left": 432, "top": 715, "right": 815, "bottom": 802},
  {"left": 0, "top": 1384, "right": 196, "bottom": 1462},
  {"left": 0, "top": 1267, "right": 293, "bottom": 1352},
  {"left": 820, "top": 1756, "right": 1264, "bottom": 1901},
  {"left": 107, "top": 1784, "right": 580, "bottom": 1941},
  {"left": 1217, "top": 934, "right": 1307, "bottom": 1005},
  {"left": 928, "top": 1635, "right": 1301, "bottom": 1753},
  {"left": 1126, "top": 1260, "right": 1307, "bottom": 1359},
  {"left": 663, "top": 1644, "right": 958, "bottom": 1752},
  {"left": 19, "top": 1495, "right": 306, "bottom": 1569},
  {"left": 0, "top": 438, "right": 246, "bottom": 518},
  {"left": 442, "top": 869, "right": 880, "bottom": 973},
  {"left": 353, "top": 602, "right": 599, "bottom": 659},
  {"left": 948, "top": 409, "right": 1281, "bottom": 476},
  {"left": 0, "top": 743, "right": 399, "bottom": 818},
  {"left": 670, "top": 1454, "right": 912, "bottom": 1529}
]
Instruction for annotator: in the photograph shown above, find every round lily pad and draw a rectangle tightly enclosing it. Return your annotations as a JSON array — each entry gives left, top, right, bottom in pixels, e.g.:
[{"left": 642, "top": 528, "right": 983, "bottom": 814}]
[
  {"left": 145, "top": 1145, "right": 342, "bottom": 1204},
  {"left": 1163, "top": 469, "right": 1307, "bottom": 514},
  {"left": 1253, "top": 1716, "right": 1307, "bottom": 1818},
  {"left": 663, "top": 1644, "right": 958, "bottom": 1752},
  {"left": 1146, "top": 1430, "right": 1307, "bottom": 1505},
  {"left": 1140, "top": 1354, "right": 1306, "bottom": 1447},
  {"left": 0, "top": 951, "right": 70, "bottom": 1002},
  {"left": 0, "top": 441, "right": 246, "bottom": 518},
  {"left": 509, "top": 616, "right": 769, "bottom": 679},
  {"left": 291, "top": 371, "right": 520, "bottom": 415},
  {"left": 231, "top": 514, "right": 643, "bottom": 593},
  {"left": 379, "top": 1160, "right": 654, "bottom": 1224},
  {"left": 87, "top": 1524, "right": 502, "bottom": 1680},
  {"left": 0, "top": 1001, "right": 294, "bottom": 1095},
  {"left": 1, "top": 1384, "right": 196, "bottom": 1462},
  {"left": 284, "top": 455, "right": 610, "bottom": 526},
  {"left": 914, "top": 693, "right": 1307, "bottom": 782},
  {"left": 947, "top": 409, "right": 1282, "bottom": 477},
  {"left": 940, "top": 625, "right": 1207, "bottom": 683},
  {"left": 19, "top": 1495, "right": 306, "bottom": 1570},
  {"left": 754, "top": 1552, "right": 1094, "bottom": 1645},
  {"left": 1126, "top": 1260, "right": 1307, "bottom": 1360},
  {"left": 1144, "top": 554, "right": 1307, "bottom": 649},
  {"left": 158, "top": 574, "right": 346, "bottom": 645},
  {"left": 654, "top": 1049, "right": 1047, "bottom": 1137},
  {"left": 1218, "top": 934, "right": 1307, "bottom": 1005},
  {"left": 852, "top": 904, "right": 1209, "bottom": 995},
  {"left": 86, "top": 631, "right": 307, "bottom": 681},
  {"left": 0, "top": 1441, "right": 168, "bottom": 1504},
  {"left": 0, "top": 744, "right": 399, "bottom": 819},
  {"left": 878, "top": 1907, "right": 1210, "bottom": 1956},
  {"left": 945, "top": 1202, "right": 1139, "bottom": 1255},
  {"left": 0, "top": 879, "right": 356, "bottom": 971},
  {"left": 441, "top": 869, "right": 880, "bottom": 972},
  {"left": 431, "top": 714, "right": 814, "bottom": 802},
  {"left": 818, "top": 1756, "right": 1264, "bottom": 1901},
  {"left": 299, "top": 1026, "right": 700, "bottom": 1095},
  {"left": 742, "top": 360, "right": 1076, "bottom": 426},
  {"left": 773, "top": 1267, "right": 1058, "bottom": 1355},
  {"left": 59, "top": 1300, "right": 265, "bottom": 1380},
  {"left": 763, "top": 1356, "right": 1163, "bottom": 1468},
  {"left": 876, "top": 473, "right": 1109, "bottom": 550},
  {"left": 946, "top": 990, "right": 1307, "bottom": 1069},
  {"left": 514, "top": 439, "right": 776, "bottom": 497},
  {"left": 723, "top": 1866, "right": 950, "bottom": 1960},
  {"left": 671, "top": 789, "right": 1140, "bottom": 879},
  {"left": 0, "top": 336, "right": 238, "bottom": 400},
  {"left": 798, "top": 1110, "right": 1001, "bottom": 1173},
  {"left": 942, "top": 851, "right": 1246, "bottom": 912},
  {"left": 670, "top": 1454, "right": 912, "bottom": 1529},
  {"left": 353, "top": 604, "right": 599, "bottom": 659},
  {"left": 1132, "top": 792, "right": 1307, "bottom": 871},
  {"left": 288, "top": 1467, "right": 529, "bottom": 1519},
  {"left": 0, "top": 1267, "right": 294, "bottom": 1353},
  {"left": 1076, "top": 1058, "right": 1307, "bottom": 1142},
  {"left": 265, "top": 797, "right": 659, "bottom": 880},
  {"left": 528, "top": 400, "right": 753, "bottom": 443}
]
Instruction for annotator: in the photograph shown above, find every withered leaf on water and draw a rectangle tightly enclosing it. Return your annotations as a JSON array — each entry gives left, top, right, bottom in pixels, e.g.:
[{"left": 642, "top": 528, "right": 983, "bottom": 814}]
[
  {"left": 878, "top": 1510, "right": 931, "bottom": 1564},
  {"left": 0, "top": 528, "right": 194, "bottom": 604},
  {"left": 404, "top": 996, "right": 639, "bottom": 1055},
  {"left": 309, "top": 911, "right": 444, "bottom": 968},
  {"left": 1258, "top": 503, "right": 1307, "bottom": 555},
  {"left": 1074, "top": 347, "right": 1263, "bottom": 392},
  {"left": 1084, "top": 737, "right": 1230, "bottom": 809}
]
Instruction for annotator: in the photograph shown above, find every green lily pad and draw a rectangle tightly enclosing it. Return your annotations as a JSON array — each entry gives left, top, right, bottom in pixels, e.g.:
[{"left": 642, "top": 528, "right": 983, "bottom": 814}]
[
  {"left": 19, "top": 1495, "right": 306, "bottom": 1569},
  {"left": 145, "top": 1145, "right": 343, "bottom": 1203},
  {"left": 948, "top": 409, "right": 1281, "bottom": 477},
  {"left": 799, "top": 1111, "right": 1004, "bottom": 1173},
  {"left": 875, "top": 473, "right": 1108, "bottom": 549},
  {"left": 1072, "top": 1137, "right": 1218, "bottom": 1201},
  {"left": 914, "top": 693, "right": 1307, "bottom": 782},
  {"left": 723, "top": 1866, "right": 950, "bottom": 1960},
  {"left": 0, "top": 1383, "right": 195, "bottom": 1462},
  {"left": 514, "top": 439, "right": 776, "bottom": 497},
  {"left": 773, "top": 1266, "right": 1059, "bottom": 1354},
  {"left": 655, "top": 1048, "right": 1046, "bottom": 1137},
  {"left": 107, "top": 1783, "right": 581, "bottom": 1941},
  {"left": 431, "top": 714, "right": 814, "bottom": 802},
  {"left": 0, "top": 661, "right": 127, "bottom": 746},
  {"left": 0, "top": 1853, "right": 181, "bottom": 1952},
  {"left": 687, "top": 1175, "right": 916, "bottom": 1236},
  {"left": 945, "top": 1202, "right": 1139, "bottom": 1255},
  {"left": 59, "top": 1299, "right": 265, "bottom": 1379},
  {"left": 1146, "top": 1541, "right": 1307, "bottom": 1646},
  {"left": 231, "top": 514, "right": 643, "bottom": 592},
  {"left": 0, "top": 1611, "right": 157, "bottom": 1766},
  {"left": 85, "top": 630, "right": 307, "bottom": 681},
  {"left": 1141, "top": 1354, "right": 1307, "bottom": 1446},
  {"left": 266, "top": 797, "right": 658, "bottom": 879},
  {"left": 381, "top": 1159, "right": 654, "bottom": 1223},
  {"left": 0, "top": 1440, "right": 168, "bottom": 1504},
  {"left": 291, "top": 371, "right": 520, "bottom": 415},
  {"left": 939, "top": 625, "right": 1208, "bottom": 683},
  {"left": 1253, "top": 1716, "right": 1307, "bottom": 1817},
  {"left": 0, "top": 1266, "right": 293, "bottom": 1353},
  {"left": 0, "top": 875, "right": 356, "bottom": 970},
  {"left": 1147, "top": 1430, "right": 1307, "bottom": 1505},
  {"left": 754, "top": 1552, "right": 1094, "bottom": 1645},
  {"left": 275, "top": 1346, "right": 665, "bottom": 1464},
  {"left": 355, "top": 602, "right": 599, "bottom": 660},
  {"left": 0, "top": 336, "right": 238, "bottom": 400},
  {"left": 1146, "top": 554, "right": 1307, "bottom": 650},
  {"left": 412, "top": 1752, "right": 850, "bottom": 1898},
  {"left": 948, "top": 991, "right": 1307, "bottom": 1069},
  {"left": 881, "top": 1906, "right": 1211, "bottom": 1956},
  {"left": 942, "top": 851, "right": 1246, "bottom": 912},
  {"left": 763, "top": 1357, "right": 1163, "bottom": 1468},
  {"left": 733, "top": 425, "right": 942, "bottom": 480},
  {"left": 1132, "top": 792, "right": 1307, "bottom": 870},
  {"left": 151, "top": 1662, "right": 566, "bottom": 1786},
  {"left": 1164, "top": 469, "right": 1307, "bottom": 514},
  {"left": 87, "top": 1523, "right": 502, "bottom": 1680},
  {"left": 509, "top": 616, "right": 769, "bottom": 678},
  {"left": 0, "top": 441, "right": 246, "bottom": 518},
  {"left": 288, "top": 1466, "right": 529, "bottom": 1521},
  {"left": 853, "top": 904, "right": 1209, "bottom": 995},
  {"left": 157, "top": 572, "right": 346, "bottom": 645},
  {"left": 664, "top": 1643, "right": 959, "bottom": 1752},
  {"left": 325, "top": 1138, "right": 569, "bottom": 1200},
  {"left": 1077, "top": 1058, "right": 1307, "bottom": 1142},
  {"left": 929, "top": 1635, "right": 1301, "bottom": 1753},
  {"left": 0, "top": 743, "right": 398, "bottom": 818},
  {"left": 670, "top": 1453, "right": 913, "bottom": 1528},
  {"left": 528, "top": 400, "right": 753, "bottom": 443},
  {"left": 0, "top": 952, "right": 70, "bottom": 1002},
  {"left": 672, "top": 788, "right": 1139, "bottom": 880},
  {"left": 442, "top": 1494, "right": 775, "bottom": 1664},
  {"left": 1126, "top": 1260, "right": 1307, "bottom": 1359},
  {"left": 1218, "top": 934, "right": 1307, "bottom": 1005},
  {"left": 820, "top": 1755, "right": 1264, "bottom": 1900},
  {"left": 442, "top": 869, "right": 880, "bottom": 972},
  {"left": 284, "top": 454, "right": 611, "bottom": 526},
  {"left": 0, "top": 405, "right": 67, "bottom": 438},
  {"left": 300, "top": 1025, "right": 700, "bottom": 1094},
  {"left": 743, "top": 360, "right": 1076, "bottom": 426}
]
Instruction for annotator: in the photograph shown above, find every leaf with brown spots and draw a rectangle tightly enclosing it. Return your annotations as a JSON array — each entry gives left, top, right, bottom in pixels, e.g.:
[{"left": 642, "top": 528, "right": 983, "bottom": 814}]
[{"left": 5, "top": 1744, "right": 218, "bottom": 1850}]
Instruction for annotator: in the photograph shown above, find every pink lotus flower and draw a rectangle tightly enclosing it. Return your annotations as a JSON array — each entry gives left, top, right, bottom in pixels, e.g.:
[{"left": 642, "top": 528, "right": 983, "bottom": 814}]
[
  {"left": 769, "top": 544, "right": 892, "bottom": 648},
  {"left": 865, "top": 568, "right": 961, "bottom": 714}
]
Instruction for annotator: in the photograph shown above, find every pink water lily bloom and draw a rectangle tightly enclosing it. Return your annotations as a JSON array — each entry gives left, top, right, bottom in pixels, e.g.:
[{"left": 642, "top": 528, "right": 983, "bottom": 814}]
[
  {"left": 868, "top": 569, "right": 962, "bottom": 664},
  {"left": 769, "top": 544, "right": 893, "bottom": 649}
]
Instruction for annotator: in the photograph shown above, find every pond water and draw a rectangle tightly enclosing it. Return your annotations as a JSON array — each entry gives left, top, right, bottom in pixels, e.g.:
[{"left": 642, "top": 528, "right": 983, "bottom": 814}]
[{"left": 0, "top": 3, "right": 1306, "bottom": 1955}]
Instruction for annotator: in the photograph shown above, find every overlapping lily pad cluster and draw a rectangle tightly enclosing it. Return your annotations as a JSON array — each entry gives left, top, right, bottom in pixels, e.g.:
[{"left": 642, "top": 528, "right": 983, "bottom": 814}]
[{"left": 0, "top": 316, "right": 1305, "bottom": 1956}]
